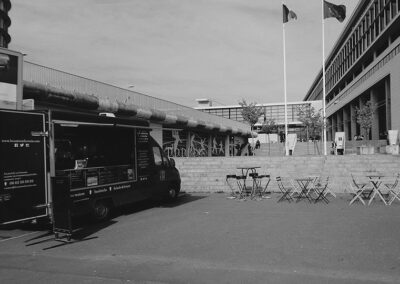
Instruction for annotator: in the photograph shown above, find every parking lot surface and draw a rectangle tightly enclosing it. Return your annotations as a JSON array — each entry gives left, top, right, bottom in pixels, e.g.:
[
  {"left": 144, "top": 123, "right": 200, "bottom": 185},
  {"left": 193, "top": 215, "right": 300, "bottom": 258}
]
[{"left": 1, "top": 193, "right": 400, "bottom": 283}]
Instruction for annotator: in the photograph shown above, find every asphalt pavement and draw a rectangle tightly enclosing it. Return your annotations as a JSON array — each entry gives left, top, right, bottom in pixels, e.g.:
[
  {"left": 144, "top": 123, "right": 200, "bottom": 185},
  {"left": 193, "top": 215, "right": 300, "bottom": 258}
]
[{"left": 1, "top": 193, "right": 400, "bottom": 283}]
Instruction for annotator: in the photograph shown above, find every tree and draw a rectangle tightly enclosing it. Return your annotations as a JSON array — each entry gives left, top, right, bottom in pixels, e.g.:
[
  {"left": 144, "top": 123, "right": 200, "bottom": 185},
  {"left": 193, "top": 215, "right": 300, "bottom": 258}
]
[
  {"left": 261, "top": 118, "right": 277, "bottom": 135},
  {"left": 297, "top": 105, "right": 323, "bottom": 154},
  {"left": 239, "top": 99, "right": 263, "bottom": 153},
  {"left": 354, "top": 100, "right": 375, "bottom": 141},
  {"left": 261, "top": 118, "right": 277, "bottom": 155},
  {"left": 297, "top": 105, "right": 323, "bottom": 141}
]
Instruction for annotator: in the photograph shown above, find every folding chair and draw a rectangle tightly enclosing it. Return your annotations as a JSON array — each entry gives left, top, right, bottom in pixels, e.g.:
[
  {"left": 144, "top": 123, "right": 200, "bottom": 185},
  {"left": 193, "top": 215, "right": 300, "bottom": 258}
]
[
  {"left": 248, "top": 172, "right": 258, "bottom": 197},
  {"left": 323, "top": 180, "right": 337, "bottom": 198},
  {"left": 226, "top": 174, "right": 238, "bottom": 199},
  {"left": 276, "top": 176, "right": 294, "bottom": 203},
  {"left": 289, "top": 179, "right": 302, "bottom": 197},
  {"left": 251, "top": 173, "right": 271, "bottom": 200},
  {"left": 385, "top": 173, "right": 400, "bottom": 205},
  {"left": 313, "top": 176, "right": 330, "bottom": 204},
  {"left": 348, "top": 174, "right": 369, "bottom": 205},
  {"left": 305, "top": 176, "right": 319, "bottom": 201}
]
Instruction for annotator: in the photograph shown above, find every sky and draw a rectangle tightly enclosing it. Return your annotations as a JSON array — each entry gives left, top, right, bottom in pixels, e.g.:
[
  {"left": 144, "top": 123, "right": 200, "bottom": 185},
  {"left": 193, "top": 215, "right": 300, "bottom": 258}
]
[{"left": 8, "top": 0, "right": 358, "bottom": 108}]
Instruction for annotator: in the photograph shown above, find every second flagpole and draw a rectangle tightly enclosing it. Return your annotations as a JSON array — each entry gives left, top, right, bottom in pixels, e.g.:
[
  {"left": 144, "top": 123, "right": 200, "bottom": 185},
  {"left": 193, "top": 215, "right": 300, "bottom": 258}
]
[
  {"left": 321, "top": 0, "right": 327, "bottom": 156},
  {"left": 282, "top": 1, "right": 289, "bottom": 156}
]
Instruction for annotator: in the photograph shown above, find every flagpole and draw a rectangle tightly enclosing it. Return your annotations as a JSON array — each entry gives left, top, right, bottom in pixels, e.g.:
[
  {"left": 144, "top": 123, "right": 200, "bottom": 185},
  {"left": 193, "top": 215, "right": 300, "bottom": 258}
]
[
  {"left": 321, "top": 0, "right": 327, "bottom": 156},
  {"left": 282, "top": 1, "right": 289, "bottom": 156}
]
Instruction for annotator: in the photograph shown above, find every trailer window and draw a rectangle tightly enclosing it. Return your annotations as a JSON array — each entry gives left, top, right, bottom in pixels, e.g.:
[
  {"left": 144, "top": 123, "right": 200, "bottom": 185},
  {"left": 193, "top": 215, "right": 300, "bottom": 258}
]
[{"left": 55, "top": 125, "right": 135, "bottom": 170}]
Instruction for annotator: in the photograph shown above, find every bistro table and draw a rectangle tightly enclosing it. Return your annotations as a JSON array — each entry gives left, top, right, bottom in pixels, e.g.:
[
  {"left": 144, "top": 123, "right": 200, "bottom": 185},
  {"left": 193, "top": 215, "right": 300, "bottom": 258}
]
[
  {"left": 366, "top": 175, "right": 388, "bottom": 205},
  {"left": 236, "top": 166, "right": 261, "bottom": 198},
  {"left": 294, "top": 177, "right": 318, "bottom": 203}
]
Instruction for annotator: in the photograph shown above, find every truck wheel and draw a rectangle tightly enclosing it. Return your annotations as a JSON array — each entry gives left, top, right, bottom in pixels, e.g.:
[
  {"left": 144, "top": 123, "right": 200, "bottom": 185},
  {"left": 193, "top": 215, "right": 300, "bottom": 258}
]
[
  {"left": 166, "top": 185, "right": 179, "bottom": 202},
  {"left": 92, "top": 200, "right": 111, "bottom": 221}
]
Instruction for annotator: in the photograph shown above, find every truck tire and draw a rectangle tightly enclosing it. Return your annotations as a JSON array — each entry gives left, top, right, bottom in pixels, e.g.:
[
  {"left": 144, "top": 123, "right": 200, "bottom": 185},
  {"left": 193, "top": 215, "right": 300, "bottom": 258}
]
[
  {"left": 165, "top": 184, "right": 180, "bottom": 202},
  {"left": 92, "top": 200, "right": 111, "bottom": 221}
]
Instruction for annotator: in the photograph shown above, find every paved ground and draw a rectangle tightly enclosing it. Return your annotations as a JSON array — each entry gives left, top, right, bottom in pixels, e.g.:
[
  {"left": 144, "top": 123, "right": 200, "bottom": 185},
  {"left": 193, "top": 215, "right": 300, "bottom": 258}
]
[{"left": 1, "top": 193, "right": 400, "bottom": 283}]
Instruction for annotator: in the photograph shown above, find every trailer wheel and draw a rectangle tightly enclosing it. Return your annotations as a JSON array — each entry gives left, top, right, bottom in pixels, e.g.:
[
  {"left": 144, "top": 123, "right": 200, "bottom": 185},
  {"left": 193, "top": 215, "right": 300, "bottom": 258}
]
[{"left": 92, "top": 200, "right": 111, "bottom": 221}]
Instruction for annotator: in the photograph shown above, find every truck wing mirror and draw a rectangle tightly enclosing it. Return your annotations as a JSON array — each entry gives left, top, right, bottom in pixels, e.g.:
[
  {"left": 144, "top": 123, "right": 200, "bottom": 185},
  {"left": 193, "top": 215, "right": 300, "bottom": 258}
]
[
  {"left": 169, "top": 158, "right": 175, "bottom": 167},
  {"left": 0, "top": 54, "right": 10, "bottom": 70}
]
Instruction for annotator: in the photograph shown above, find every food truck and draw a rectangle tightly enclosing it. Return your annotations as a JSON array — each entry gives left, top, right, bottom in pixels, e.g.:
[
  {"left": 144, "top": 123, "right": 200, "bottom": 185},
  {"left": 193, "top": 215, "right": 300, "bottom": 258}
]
[{"left": 0, "top": 108, "right": 181, "bottom": 238}]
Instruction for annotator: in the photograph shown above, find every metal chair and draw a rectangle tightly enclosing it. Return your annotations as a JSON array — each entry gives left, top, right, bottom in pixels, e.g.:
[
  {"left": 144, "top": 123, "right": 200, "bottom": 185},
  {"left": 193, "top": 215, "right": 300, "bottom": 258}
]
[
  {"left": 251, "top": 173, "right": 271, "bottom": 199},
  {"left": 235, "top": 174, "right": 247, "bottom": 200},
  {"left": 349, "top": 174, "right": 370, "bottom": 205},
  {"left": 313, "top": 176, "right": 330, "bottom": 204},
  {"left": 248, "top": 172, "right": 258, "bottom": 199},
  {"left": 276, "top": 176, "right": 294, "bottom": 203},
  {"left": 289, "top": 179, "right": 302, "bottom": 197},
  {"left": 385, "top": 173, "right": 400, "bottom": 205},
  {"left": 322, "top": 177, "right": 336, "bottom": 199},
  {"left": 226, "top": 174, "right": 238, "bottom": 199}
]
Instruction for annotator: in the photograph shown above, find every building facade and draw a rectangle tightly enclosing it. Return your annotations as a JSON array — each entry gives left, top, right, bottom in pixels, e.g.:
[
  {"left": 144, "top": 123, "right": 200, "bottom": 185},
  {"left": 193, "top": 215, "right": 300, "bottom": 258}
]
[
  {"left": 195, "top": 100, "right": 322, "bottom": 142},
  {"left": 304, "top": 0, "right": 400, "bottom": 142},
  {"left": 0, "top": 59, "right": 251, "bottom": 158}
]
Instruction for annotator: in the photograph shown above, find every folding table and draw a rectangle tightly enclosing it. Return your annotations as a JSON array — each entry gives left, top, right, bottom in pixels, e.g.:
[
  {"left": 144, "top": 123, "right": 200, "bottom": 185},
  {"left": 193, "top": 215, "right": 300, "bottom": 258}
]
[
  {"left": 236, "top": 166, "right": 261, "bottom": 199},
  {"left": 294, "top": 177, "right": 317, "bottom": 203}
]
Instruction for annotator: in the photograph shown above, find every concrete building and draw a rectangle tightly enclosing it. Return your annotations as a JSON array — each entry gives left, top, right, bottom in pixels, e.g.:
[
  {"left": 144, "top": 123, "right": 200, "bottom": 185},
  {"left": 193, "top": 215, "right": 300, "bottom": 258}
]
[
  {"left": 195, "top": 99, "right": 322, "bottom": 142},
  {"left": 304, "top": 0, "right": 400, "bottom": 142},
  {"left": 0, "top": 50, "right": 252, "bottom": 158}
]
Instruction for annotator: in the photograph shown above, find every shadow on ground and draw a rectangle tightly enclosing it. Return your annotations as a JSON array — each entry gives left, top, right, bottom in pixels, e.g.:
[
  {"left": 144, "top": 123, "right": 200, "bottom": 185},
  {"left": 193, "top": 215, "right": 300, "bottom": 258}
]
[{"left": 1, "top": 193, "right": 206, "bottom": 248}]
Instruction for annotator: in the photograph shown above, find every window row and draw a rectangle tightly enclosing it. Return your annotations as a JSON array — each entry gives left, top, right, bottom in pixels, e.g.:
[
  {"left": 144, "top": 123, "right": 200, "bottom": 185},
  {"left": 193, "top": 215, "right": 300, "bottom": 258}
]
[
  {"left": 202, "top": 104, "right": 312, "bottom": 123},
  {"left": 326, "top": 0, "right": 399, "bottom": 93}
]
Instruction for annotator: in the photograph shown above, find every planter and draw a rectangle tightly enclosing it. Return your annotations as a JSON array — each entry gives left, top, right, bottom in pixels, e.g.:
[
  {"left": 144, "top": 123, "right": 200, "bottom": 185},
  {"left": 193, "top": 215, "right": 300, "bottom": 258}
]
[
  {"left": 368, "top": 146, "right": 375, "bottom": 154},
  {"left": 357, "top": 145, "right": 375, "bottom": 155},
  {"left": 386, "top": 145, "right": 399, "bottom": 155},
  {"left": 388, "top": 130, "right": 398, "bottom": 145}
]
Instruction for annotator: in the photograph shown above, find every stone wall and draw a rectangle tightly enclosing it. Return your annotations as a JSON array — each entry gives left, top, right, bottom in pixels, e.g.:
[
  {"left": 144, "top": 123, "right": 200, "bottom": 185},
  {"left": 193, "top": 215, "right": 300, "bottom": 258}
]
[{"left": 174, "top": 155, "right": 400, "bottom": 193}]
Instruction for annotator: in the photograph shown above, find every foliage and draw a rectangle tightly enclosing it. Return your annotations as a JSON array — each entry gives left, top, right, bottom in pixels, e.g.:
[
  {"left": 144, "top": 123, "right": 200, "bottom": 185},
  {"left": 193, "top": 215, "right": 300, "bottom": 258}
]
[
  {"left": 261, "top": 118, "right": 277, "bottom": 134},
  {"left": 354, "top": 101, "right": 375, "bottom": 140},
  {"left": 261, "top": 117, "right": 277, "bottom": 155},
  {"left": 296, "top": 105, "right": 323, "bottom": 140},
  {"left": 238, "top": 99, "right": 263, "bottom": 127},
  {"left": 239, "top": 99, "right": 263, "bottom": 155}
]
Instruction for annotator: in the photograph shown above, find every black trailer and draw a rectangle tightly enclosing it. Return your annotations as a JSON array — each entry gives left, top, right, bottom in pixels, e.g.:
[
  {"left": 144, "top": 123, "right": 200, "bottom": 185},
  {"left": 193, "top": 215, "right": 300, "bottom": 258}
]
[{"left": 0, "top": 109, "right": 181, "bottom": 239}]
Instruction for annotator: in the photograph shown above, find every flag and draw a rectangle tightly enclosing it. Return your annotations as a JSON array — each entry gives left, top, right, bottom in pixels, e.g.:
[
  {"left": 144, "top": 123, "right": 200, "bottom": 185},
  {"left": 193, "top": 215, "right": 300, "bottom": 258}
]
[
  {"left": 283, "top": 4, "right": 297, "bottom": 23},
  {"left": 324, "top": 1, "right": 346, "bottom": 22}
]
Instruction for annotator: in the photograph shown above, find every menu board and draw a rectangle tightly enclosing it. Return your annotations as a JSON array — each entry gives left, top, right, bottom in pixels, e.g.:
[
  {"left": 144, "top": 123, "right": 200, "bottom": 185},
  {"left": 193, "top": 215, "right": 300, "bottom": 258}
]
[
  {"left": 136, "top": 129, "right": 151, "bottom": 182},
  {"left": 0, "top": 110, "right": 47, "bottom": 224},
  {"left": 69, "top": 170, "right": 85, "bottom": 188},
  {"left": 56, "top": 165, "right": 132, "bottom": 189}
]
